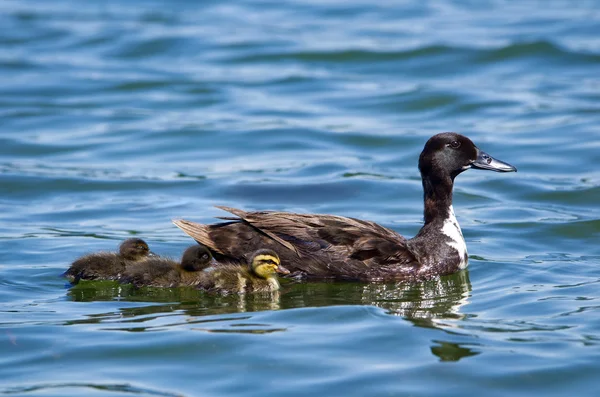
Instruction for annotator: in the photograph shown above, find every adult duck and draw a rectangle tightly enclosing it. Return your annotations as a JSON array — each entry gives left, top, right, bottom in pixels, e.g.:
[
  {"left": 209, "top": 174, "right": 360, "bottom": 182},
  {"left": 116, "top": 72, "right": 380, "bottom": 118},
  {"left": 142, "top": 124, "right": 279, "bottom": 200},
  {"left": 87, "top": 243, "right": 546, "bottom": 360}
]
[{"left": 173, "top": 133, "right": 516, "bottom": 282}]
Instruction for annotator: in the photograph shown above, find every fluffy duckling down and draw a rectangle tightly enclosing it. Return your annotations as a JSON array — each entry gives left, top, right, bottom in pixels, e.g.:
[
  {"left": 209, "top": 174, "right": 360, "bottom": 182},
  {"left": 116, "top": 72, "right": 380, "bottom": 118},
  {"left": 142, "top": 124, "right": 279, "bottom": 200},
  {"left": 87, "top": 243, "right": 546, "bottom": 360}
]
[
  {"left": 197, "top": 249, "right": 289, "bottom": 294},
  {"left": 64, "top": 238, "right": 151, "bottom": 283},
  {"left": 120, "top": 245, "right": 215, "bottom": 288}
]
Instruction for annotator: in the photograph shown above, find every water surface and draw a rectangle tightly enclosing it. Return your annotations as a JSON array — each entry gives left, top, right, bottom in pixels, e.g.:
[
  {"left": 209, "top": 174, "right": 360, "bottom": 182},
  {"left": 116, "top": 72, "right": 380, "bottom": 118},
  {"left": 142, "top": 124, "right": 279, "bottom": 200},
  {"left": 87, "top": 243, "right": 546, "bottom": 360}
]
[{"left": 1, "top": 1, "right": 600, "bottom": 396}]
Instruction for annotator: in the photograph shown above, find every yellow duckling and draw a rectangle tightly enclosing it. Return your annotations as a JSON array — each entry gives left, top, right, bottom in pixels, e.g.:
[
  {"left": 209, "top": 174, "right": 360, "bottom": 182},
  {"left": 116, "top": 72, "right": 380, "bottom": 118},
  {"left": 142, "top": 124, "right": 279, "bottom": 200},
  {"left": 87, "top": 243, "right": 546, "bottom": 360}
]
[
  {"left": 120, "top": 245, "right": 216, "bottom": 288},
  {"left": 197, "top": 249, "right": 289, "bottom": 294},
  {"left": 64, "top": 238, "right": 152, "bottom": 283}
]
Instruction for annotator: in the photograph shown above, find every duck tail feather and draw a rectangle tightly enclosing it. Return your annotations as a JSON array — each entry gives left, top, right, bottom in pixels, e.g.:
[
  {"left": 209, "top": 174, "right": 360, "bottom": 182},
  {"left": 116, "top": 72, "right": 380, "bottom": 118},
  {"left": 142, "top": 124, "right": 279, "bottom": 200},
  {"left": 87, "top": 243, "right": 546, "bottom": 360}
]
[
  {"left": 215, "top": 206, "right": 247, "bottom": 218},
  {"left": 172, "top": 219, "right": 225, "bottom": 255}
]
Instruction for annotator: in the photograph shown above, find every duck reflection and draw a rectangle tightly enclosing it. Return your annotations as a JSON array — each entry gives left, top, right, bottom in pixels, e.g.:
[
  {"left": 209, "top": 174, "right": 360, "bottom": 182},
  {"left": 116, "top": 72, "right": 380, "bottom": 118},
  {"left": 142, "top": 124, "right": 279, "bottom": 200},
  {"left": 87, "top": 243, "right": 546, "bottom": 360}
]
[
  {"left": 65, "top": 271, "right": 473, "bottom": 360},
  {"left": 282, "top": 269, "right": 471, "bottom": 323},
  {"left": 66, "top": 270, "right": 470, "bottom": 321},
  {"left": 430, "top": 340, "right": 480, "bottom": 362},
  {"left": 358, "top": 269, "right": 471, "bottom": 322}
]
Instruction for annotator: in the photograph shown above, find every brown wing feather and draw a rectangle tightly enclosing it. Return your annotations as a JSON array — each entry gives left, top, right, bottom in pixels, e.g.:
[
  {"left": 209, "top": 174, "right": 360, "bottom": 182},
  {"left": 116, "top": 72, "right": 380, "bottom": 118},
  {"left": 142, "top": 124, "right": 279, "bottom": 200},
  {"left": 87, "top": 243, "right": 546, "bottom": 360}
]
[
  {"left": 173, "top": 219, "right": 225, "bottom": 254},
  {"left": 215, "top": 206, "right": 299, "bottom": 254},
  {"left": 173, "top": 206, "right": 417, "bottom": 280}
]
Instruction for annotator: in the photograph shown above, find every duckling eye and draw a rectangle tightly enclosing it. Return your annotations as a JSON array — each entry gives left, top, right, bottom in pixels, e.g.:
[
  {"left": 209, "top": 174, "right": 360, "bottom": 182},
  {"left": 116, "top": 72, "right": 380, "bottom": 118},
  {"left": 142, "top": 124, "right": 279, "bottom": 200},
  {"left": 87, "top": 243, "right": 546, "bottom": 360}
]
[
  {"left": 449, "top": 141, "right": 461, "bottom": 149},
  {"left": 201, "top": 253, "right": 209, "bottom": 260}
]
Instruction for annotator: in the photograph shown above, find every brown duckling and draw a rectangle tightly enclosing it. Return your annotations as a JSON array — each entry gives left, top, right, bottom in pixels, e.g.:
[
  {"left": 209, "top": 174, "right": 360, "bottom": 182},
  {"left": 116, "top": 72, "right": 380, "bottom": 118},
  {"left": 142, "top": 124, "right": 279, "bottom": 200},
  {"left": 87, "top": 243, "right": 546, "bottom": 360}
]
[
  {"left": 120, "top": 245, "right": 215, "bottom": 288},
  {"left": 173, "top": 132, "right": 517, "bottom": 282},
  {"left": 64, "top": 238, "right": 151, "bottom": 283},
  {"left": 197, "top": 249, "right": 289, "bottom": 294}
]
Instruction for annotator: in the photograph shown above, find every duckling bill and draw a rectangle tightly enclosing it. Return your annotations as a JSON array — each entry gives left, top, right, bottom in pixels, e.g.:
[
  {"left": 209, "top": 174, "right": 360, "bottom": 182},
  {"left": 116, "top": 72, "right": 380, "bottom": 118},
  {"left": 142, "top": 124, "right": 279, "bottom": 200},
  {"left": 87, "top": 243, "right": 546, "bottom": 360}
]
[
  {"left": 173, "top": 132, "right": 517, "bottom": 282},
  {"left": 63, "top": 238, "right": 152, "bottom": 283}
]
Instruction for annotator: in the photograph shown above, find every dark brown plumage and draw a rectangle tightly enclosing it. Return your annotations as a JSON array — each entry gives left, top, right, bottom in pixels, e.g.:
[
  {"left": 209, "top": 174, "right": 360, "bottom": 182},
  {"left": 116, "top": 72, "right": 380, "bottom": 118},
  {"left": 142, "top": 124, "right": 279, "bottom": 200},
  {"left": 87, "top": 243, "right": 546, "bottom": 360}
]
[
  {"left": 120, "top": 245, "right": 215, "bottom": 288},
  {"left": 175, "top": 209, "right": 408, "bottom": 281},
  {"left": 173, "top": 133, "right": 516, "bottom": 282},
  {"left": 63, "top": 238, "right": 151, "bottom": 283}
]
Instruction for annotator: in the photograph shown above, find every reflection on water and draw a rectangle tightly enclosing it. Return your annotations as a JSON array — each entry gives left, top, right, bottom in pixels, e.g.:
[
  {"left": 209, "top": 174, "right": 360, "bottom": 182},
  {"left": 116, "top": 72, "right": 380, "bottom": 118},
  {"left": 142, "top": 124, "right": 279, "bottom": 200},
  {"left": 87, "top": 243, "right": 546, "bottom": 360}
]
[
  {"left": 430, "top": 341, "right": 480, "bottom": 362},
  {"left": 1, "top": 382, "right": 182, "bottom": 397},
  {"left": 66, "top": 281, "right": 135, "bottom": 303},
  {"left": 280, "top": 270, "right": 471, "bottom": 321},
  {"left": 65, "top": 271, "right": 472, "bottom": 361},
  {"left": 67, "top": 282, "right": 283, "bottom": 315},
  {"left": 2, "top": 0, "right": 599, "bottom": 392},
  {"left": 66, "top": 271, "right": 470, "bottom": 327},
  {"left": 361, "top": 270, "right": 471, "bottom": 320}
]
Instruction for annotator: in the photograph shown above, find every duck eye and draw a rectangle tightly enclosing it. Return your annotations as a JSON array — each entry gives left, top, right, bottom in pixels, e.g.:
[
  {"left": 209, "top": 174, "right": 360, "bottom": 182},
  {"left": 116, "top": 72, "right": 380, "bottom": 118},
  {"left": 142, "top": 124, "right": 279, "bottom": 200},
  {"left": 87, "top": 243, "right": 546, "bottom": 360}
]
[
  {"left": 201, "top": 254, "right": 209, "bottom": 260},
  {"left": 449, "top": 141, "right": 461, "bottom": 149}
]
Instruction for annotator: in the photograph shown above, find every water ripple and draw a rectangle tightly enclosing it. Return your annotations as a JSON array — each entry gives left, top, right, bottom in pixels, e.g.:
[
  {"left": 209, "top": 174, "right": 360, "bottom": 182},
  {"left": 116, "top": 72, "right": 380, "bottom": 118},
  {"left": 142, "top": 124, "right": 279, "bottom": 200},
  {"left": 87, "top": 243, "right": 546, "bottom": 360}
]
[{"left": 1, "top": 0, "right": 600, "bottom": 396}]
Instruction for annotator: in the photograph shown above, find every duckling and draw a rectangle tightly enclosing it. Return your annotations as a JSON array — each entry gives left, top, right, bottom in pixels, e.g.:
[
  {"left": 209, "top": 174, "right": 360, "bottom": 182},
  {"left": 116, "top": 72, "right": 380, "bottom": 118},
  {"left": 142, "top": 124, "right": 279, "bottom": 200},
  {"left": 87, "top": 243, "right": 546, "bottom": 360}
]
[
  {"left": 63, "top": 238, "right": 151, "bottom": 283},
  {"left": 120, "top": 245, "right": 215, "bottom": 288},
  {"left": 197, "top": 249, "right": 290, "bottom": 294},
  {"left": 173, "top": 132, "right": 517, "bottom": 282}
]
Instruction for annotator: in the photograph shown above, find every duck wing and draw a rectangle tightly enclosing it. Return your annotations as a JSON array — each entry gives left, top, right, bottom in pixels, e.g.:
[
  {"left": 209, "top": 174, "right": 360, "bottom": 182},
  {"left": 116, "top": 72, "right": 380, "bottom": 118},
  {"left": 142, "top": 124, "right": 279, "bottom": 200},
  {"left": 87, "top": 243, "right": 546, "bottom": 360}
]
[{"left": 173, "top": 206, "right": 416, "bottom": 280}]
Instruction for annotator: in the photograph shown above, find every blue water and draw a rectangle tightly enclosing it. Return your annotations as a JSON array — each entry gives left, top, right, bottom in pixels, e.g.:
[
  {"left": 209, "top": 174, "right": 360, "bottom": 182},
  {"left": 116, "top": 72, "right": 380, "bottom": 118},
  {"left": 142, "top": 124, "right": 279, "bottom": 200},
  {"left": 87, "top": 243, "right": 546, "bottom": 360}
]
[{"left": 1, "top": 0, "right": 600, "bottom": 396}]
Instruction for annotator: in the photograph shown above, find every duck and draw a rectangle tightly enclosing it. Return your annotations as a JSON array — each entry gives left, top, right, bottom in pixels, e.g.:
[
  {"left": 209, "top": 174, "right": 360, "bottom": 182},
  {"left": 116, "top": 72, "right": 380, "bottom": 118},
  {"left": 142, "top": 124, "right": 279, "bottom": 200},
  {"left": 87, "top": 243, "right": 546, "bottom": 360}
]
[
  {"left": 120, "top": 245, "right": 216, "bottom": 288},
  {"left": 196, "top": 249, "right": 290, "bottom": 293},
  {"left": 173, "top": 132, "right": 517, "bottom": 282},
  {"left": 63, "top": 238, "right": 152, "bottom": 283}
]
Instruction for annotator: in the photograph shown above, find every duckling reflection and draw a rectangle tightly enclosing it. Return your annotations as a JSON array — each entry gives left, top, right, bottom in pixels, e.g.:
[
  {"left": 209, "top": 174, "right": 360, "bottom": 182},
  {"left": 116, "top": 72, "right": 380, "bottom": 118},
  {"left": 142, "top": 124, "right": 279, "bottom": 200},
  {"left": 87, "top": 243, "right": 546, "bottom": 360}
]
[
  {"left": 66, "top": 280, "right": 134, "bottom": 302},
  {"left": 120, "top": 245, "right": 215, "bottom": 288},
  {"left": 198, "top": 249, "right": 289, "bottom": 294},
  {"left": 64, "top": 238, "right": 151, "bottom": 283}
]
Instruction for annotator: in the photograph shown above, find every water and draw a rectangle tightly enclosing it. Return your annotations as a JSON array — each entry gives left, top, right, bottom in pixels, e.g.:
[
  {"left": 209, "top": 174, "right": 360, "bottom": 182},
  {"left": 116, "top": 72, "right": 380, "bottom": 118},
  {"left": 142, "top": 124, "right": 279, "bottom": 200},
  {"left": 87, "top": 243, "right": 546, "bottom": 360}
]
[{"left": 1, "top": 0, "right": 600, "bottom": 395}]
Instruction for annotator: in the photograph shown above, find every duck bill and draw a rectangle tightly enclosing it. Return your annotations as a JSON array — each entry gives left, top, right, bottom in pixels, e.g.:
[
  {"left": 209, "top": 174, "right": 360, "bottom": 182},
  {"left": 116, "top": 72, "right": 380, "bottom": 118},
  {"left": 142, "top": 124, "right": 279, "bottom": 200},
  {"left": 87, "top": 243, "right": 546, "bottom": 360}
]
[
  {"left": 275, "top": 265, "right": 291, "bottom": 275},
  {"left": 471, "top": 148, "right": 517, "bottom": 172}
]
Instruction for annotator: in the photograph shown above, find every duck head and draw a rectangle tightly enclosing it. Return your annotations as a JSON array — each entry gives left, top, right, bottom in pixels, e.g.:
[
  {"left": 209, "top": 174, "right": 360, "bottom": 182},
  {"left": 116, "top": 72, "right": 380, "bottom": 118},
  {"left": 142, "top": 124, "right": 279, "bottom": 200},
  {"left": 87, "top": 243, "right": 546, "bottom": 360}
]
[
  {"left": 419, "top": 132, "right": 517, "bottom": 181},
  {"left": 181, "top": 245, "right": 216, "bottom": 272},
  {"left": 249, "top": 249, "right": 290, "bottom": 279},
  {"left": 119, "top": 238, "right": 151, "bottom": 261}
]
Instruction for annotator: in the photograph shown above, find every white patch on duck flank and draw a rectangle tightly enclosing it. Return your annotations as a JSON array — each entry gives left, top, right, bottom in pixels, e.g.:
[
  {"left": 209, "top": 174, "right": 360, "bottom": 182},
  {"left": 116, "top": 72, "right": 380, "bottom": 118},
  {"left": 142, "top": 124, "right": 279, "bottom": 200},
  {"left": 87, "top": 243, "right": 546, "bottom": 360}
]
[{"left": 442, "top": 205, "right": 468, "bottom": 269}]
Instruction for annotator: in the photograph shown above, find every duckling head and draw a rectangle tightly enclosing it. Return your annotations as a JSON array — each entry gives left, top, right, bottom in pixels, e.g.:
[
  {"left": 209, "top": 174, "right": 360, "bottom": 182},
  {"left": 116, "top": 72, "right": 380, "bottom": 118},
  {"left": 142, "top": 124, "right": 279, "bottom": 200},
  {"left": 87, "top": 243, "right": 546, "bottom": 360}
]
[
  {"left": 181, "top": 245, "right": 215, "bottom": 272},
  {"left": 120, "top": 238, "right": 151, "bottom": 261},
  {"left": 249, "top": 249, "right": 290, "bottom": 279}
]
